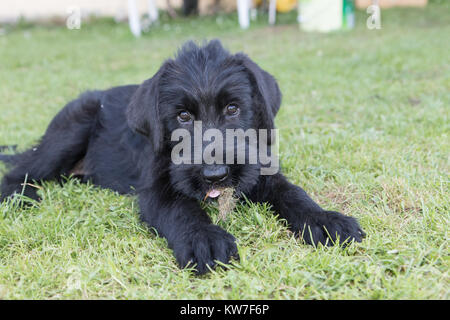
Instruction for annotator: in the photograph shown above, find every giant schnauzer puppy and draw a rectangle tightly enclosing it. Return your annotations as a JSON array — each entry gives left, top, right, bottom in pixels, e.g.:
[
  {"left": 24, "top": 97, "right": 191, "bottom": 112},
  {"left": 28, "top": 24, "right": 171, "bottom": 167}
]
[{"left": 0, "top": 40, "right": 365, "bottom": 274}]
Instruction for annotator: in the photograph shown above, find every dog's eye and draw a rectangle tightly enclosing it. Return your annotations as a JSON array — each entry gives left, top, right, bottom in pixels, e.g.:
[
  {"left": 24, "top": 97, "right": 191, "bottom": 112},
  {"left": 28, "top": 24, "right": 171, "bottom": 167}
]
[
  {"left": 225, "top": 104, "right": 239, "bottom": 116},
  {"left": 178, "top": 111, "right": 193, "bottom": 123}
]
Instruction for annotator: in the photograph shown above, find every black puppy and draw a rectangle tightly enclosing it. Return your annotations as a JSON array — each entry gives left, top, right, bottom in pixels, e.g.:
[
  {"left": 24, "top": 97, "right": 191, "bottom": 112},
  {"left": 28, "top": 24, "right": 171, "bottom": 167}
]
[{"left": 0, "top": 40, "right": 364, "bottom": 274}]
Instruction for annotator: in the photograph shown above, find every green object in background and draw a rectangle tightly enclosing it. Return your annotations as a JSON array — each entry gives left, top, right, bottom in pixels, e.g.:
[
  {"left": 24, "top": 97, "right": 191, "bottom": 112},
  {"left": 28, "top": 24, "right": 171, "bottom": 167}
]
[{"left": 343, "top": 0, "right": 355, "bottom": 29}]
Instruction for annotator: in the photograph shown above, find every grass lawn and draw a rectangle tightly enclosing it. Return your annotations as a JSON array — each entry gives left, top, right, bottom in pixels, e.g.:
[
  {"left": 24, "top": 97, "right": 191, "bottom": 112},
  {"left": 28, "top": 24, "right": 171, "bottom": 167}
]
[{"left": 0, "top": 3, "right": 448, "bottom": 299}]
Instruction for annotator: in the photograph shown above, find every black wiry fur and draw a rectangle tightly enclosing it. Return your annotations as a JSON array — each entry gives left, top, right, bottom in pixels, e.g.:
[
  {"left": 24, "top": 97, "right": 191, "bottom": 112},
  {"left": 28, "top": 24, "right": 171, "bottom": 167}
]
[{"left": 0, "top": 40, "right": 365, "bottom": 274}]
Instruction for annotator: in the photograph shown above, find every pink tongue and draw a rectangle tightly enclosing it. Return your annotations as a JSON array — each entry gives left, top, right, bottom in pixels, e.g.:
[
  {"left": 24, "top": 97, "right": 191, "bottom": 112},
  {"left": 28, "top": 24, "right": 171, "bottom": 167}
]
[{"left": 208, "top": 189, "right": 221, "bottom": 198}]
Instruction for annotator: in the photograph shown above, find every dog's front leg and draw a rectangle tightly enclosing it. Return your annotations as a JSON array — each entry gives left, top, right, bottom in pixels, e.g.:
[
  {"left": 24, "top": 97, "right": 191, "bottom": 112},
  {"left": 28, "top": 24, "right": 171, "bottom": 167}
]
[
  {"left": 250, "top": 173, "right": 365, "bottom": 246},
  {"left": 138, "top": 190, "right": 238, "bottom": 274}
]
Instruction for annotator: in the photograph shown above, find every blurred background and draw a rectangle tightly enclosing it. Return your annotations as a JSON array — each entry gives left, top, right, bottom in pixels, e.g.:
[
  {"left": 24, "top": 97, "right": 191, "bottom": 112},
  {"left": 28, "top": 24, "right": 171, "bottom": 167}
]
[
  {"left": 0, "top": 0, "right": 449, "bottom": 300},
  {"left": 0, "top": 0, "right": 432, "bottom": 34}
]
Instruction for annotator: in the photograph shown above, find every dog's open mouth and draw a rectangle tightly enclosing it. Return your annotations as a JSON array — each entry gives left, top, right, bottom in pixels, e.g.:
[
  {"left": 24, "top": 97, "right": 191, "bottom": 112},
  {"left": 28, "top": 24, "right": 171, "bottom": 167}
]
[
  {"left": 206, "top": 188, "right": 221, "bottom": 198},
  {"left": 203, "top": 186, "right": 234, "bottom": 201},
  {"left": 204, "top": 188, "right": 222, "bottom": 200}
]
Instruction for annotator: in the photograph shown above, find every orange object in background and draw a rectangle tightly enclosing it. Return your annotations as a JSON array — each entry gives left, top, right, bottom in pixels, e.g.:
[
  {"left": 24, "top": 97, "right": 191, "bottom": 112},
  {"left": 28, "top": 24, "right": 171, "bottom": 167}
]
[
  {"left": 355, "top": 0, "right": 427, "bottom": 9},
  {"left": 253, "top": 0, "right": 297, "bottom": 13},
  {"left": 276, "top": 0, "right": 297, "bottom": 13}
]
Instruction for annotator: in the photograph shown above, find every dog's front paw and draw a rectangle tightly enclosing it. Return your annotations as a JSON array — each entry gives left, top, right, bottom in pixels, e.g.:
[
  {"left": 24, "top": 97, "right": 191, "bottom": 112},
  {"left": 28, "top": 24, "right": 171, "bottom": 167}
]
[
  {"left": 296, "top": 211, "right": 365, "bottom": 247},
  {"left": 173, "top": 224, "right": 239, "bottom": 275}
]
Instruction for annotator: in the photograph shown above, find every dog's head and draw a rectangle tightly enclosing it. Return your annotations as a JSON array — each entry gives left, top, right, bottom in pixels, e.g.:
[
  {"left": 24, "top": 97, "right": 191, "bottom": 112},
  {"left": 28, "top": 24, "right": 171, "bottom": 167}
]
[{"left": 127, "top": 40, "right": 281, "bottom": 200}]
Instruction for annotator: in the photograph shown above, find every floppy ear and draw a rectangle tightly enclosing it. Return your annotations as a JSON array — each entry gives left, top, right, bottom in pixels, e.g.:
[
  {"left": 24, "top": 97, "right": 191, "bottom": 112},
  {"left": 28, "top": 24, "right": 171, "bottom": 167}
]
[
  {"left": 126, "top": 67, "right": 165, "bottom": 153},
  {"left": 236, "top": 53, "right": 282, "bottom": 145}
]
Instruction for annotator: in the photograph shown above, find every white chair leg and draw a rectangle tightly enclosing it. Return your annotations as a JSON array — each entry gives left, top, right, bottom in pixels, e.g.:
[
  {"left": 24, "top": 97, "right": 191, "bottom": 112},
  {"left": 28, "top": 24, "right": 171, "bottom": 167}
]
[
  {"left": 128, "top": 0, "right": 141, "bottom": 37},
  {"left": 237, "top": 0, "right": 250, "bottom": 29},
  {"left": 268, "top": 0, "right": 277, "bottom": 25},
  {"left": 148, "top": 0, "right": 159, "bottom": 24}
]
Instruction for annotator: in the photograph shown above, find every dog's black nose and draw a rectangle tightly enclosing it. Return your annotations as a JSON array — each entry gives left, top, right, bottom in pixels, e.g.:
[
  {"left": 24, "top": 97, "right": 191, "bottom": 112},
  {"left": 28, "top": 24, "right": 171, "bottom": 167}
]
[{"left": 202, "top": 166, "right": 229, "bottom": 184}]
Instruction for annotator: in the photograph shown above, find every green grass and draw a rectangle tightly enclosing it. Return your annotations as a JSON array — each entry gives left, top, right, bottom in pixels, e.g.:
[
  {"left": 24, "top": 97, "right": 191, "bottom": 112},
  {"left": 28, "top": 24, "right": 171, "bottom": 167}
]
[{"left": 0, "top": 4, "right": 449, "bottom": 299}]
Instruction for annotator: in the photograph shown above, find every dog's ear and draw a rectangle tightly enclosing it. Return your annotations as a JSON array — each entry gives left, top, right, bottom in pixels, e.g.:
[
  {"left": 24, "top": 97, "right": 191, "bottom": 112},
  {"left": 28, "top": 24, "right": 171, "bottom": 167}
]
[
  {"left": 236, "top": 53, "right": 282, "bottom": 144},
  {"left": 126, "top": 67, "right": 165, "bottom": 153}
]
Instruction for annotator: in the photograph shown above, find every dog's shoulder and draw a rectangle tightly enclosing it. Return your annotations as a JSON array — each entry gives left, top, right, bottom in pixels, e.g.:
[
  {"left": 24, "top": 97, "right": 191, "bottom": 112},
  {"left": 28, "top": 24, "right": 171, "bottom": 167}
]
[
  {"left": 89, "top": 84, "right": 141, "bottom": 134},
  {"left": 100, "top": 84, "right": 140, "bottom": 109}
]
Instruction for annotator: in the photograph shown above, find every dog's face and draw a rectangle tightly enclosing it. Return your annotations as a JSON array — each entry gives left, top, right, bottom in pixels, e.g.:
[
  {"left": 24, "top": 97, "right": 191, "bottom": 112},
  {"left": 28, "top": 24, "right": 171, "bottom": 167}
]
[{"left": 127, "top": 40, "right": 281, "bottom": 200}]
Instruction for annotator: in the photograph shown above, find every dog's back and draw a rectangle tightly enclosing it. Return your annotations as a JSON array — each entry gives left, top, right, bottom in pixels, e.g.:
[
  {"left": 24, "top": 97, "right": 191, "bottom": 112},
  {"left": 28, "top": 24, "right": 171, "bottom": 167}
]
[{"left": 0, "top": 84, "right": 142, "bottom": 201}]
